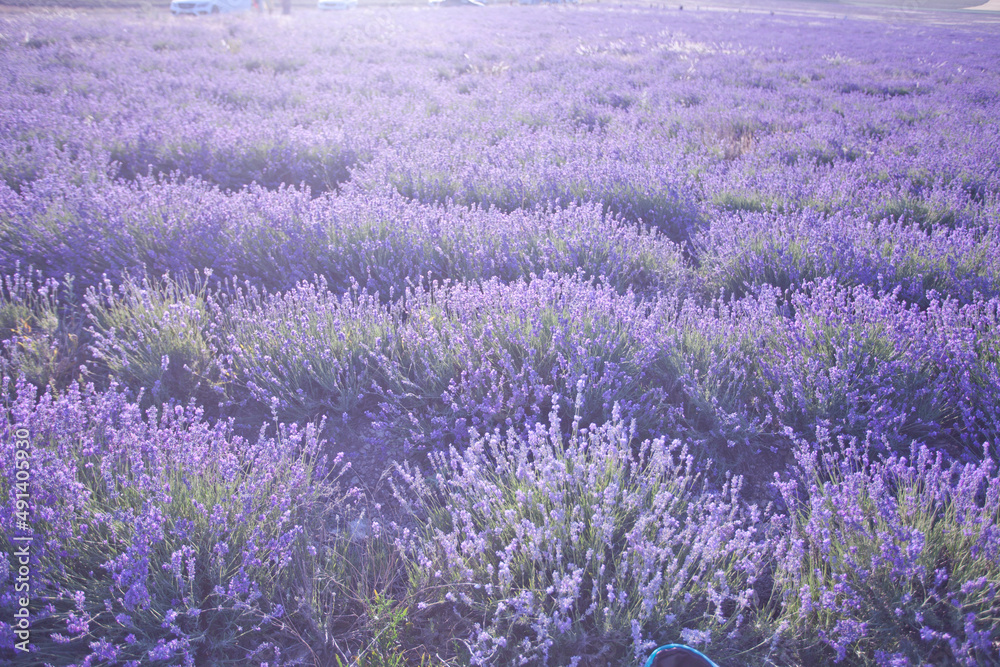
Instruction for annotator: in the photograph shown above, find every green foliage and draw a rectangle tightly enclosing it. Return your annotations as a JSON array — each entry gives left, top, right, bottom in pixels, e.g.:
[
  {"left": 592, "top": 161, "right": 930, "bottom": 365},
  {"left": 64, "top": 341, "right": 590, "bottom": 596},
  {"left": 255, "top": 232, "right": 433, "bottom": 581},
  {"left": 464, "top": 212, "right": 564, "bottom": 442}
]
[
  {"left": 217, "top": 278, "right": 392, "bottom": 424},
  {"left": 85, "top": 272, "right": 219, "bottom": 408},
  {"left": 712, "top": 192, "right": 772, "bottom": 214},
  {"left": 873, "top": 197, "right": 958, "bottom": 234},
  {"left": 0, "top": 270, "right": 83, "bottom": 390},
  {"left": 346, "top": 590, "right": 409, "bottom": 667}
]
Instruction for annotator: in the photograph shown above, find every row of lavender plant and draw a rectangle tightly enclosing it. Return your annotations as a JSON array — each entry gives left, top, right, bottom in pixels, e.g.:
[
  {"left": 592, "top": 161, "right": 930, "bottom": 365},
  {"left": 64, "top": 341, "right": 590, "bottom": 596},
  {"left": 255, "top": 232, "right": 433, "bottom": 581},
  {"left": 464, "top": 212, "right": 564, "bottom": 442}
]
[
  {"left": 73, "top": 270, "right": 999, "bottom": 461},
  {"left": 3, "top": 173, "right": 997, "bottom": 308},
  {"left": 0, "top": 180, "right": 689, "bottom": 298},
  {"left": 4, "top": 373, "right": 997, "bottom": 665},
  {"left": 4, "top": 275, "right": 1000, "bottom": 657},
  {"left": 5, "top": 263, "right": 999, "bottom": 661},
  {"left": 396, "top": 389, "right": 1000, "bottom": 665},
  {"left": 2, "top": 8, "right": 999, "bottom": 302}
]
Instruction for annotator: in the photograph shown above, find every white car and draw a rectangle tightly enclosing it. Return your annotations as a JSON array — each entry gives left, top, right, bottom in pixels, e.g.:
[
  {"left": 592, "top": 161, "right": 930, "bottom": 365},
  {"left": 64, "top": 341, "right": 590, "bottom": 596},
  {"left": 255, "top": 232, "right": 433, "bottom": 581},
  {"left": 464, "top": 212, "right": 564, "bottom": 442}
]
[
  {"left": 171, "top": 0, "right": 252, "bottom": 14},
  {"left": 318, "top": 0, "right": 357, "bottom": 8}
]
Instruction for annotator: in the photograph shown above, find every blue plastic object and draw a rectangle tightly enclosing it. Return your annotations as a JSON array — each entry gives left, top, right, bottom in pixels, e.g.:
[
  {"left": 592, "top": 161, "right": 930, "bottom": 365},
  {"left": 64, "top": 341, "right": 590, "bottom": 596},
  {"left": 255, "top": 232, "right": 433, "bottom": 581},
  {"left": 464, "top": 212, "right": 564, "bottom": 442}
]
[{"left": 643, "top": 643, "right": 720, "bottom": 667}]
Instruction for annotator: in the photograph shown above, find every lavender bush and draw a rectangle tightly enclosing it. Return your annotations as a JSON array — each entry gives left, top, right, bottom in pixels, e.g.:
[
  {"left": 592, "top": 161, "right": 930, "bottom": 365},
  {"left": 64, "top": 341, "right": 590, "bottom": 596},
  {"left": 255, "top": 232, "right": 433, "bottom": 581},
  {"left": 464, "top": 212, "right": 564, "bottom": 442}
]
[
  {"left": 771, "top": 433, "right": 1000, "bottom": 665},
  {"left": 369, "top": 273, "right": 676, "bottom": 455},
  {"left": 0, "top": 375, "right": 356, "bottom": 665},
  {"left": 760, "top": 280, "right": 1000, "bottom": 461},
  {"left": 85, "top": 271, "right": 220, "bottom": 409},
  {"left": 217, "top": 275, "right": 392, "bottom": 426},
  {"left": 0, "top": 267, "right": 82, "bottom": 391},
  {"left": 394, "top": 388, "right": 768, "bottom": 666}
]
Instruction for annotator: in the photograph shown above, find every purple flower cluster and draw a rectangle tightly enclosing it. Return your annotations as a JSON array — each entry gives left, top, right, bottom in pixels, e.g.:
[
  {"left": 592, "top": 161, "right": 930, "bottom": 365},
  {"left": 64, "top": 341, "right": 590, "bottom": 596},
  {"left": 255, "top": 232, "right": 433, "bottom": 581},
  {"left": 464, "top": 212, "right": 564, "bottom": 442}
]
[
  {"left": 772, "top": 433, "right": 1000, "bottom": 665},
  {"left": 0, "top": 375, "right": 344, "bottom": 665},
  {"left": 85, "top": 271, "right": 219, "bottom": 408},
  {"left": 394, "top": 391, "right": 766, "bottom": 665}
]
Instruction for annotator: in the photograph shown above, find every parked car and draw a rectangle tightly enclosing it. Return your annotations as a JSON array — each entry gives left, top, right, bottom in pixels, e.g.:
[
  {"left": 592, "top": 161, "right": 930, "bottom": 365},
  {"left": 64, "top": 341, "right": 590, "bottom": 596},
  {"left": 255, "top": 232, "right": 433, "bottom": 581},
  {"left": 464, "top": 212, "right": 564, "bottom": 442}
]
[
  {"left": 318, "top": 0, "right": 358, "bottom": 9},
  {"left": 429, "top": 0, "right": 484, "bottom": 6},
  {"left": 170, "top": 0, "right": 252, "bottom": 15}
]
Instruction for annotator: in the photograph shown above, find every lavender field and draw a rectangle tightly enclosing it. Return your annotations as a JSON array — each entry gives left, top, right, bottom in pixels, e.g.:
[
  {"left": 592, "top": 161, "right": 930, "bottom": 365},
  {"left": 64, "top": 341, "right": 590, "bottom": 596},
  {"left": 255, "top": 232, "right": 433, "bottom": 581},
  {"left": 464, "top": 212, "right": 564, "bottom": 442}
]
[{"left": 1, "top": 3, "right": 1000, "bottom": 665}]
